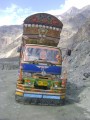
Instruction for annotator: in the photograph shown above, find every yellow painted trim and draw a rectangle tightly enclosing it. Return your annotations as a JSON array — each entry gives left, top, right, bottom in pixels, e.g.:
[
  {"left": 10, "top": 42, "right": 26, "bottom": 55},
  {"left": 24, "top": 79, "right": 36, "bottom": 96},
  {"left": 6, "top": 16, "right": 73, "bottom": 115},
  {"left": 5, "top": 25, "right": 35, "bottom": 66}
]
[
  {"left": 61, "top": 95, "right": 65, "bottom": 99},
  {"left": 15, "top": 91, "right": 23, "bottom": 96}
]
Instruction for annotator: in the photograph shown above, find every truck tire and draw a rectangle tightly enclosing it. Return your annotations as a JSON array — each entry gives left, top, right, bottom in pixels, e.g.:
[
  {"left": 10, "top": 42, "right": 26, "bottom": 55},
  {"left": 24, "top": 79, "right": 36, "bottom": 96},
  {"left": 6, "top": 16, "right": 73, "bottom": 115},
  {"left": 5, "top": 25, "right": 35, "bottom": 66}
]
[
  {"left": 15, "top": 95, "right": 23, "bottom": 103},
  {"left": 61, "top": 99, "right": 65, "bottom": 105}
]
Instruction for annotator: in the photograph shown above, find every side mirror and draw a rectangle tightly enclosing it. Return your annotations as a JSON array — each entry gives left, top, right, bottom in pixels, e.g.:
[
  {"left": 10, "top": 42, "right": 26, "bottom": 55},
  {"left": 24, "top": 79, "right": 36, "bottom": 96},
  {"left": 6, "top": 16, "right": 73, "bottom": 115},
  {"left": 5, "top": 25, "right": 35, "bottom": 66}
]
[
  {"left": 66, "top": 49, "right": 71, "bottom": 56},
  {"left": 17, "top": 46, "right": 22, "bottom": 53}
]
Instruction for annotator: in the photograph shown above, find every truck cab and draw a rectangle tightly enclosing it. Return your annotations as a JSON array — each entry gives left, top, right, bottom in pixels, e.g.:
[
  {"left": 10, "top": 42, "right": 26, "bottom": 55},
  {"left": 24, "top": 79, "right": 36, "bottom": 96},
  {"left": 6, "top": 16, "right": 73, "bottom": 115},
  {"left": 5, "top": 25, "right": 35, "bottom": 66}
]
[{"left": 21, "top": 44, "right": 62, "bottom": 87}]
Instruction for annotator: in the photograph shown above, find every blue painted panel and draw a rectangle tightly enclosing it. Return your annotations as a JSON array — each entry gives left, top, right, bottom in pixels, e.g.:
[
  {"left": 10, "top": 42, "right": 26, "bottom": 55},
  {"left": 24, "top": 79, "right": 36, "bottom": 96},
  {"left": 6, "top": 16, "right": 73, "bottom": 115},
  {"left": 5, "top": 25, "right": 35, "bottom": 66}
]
[
  {"left": 43, "top": 95, "right": 60, "bottom": 99},
  {"left": 22, "top": 63, "right": 41, "bottom": 73},
  {"left": 22, "top": 63, "right": 62, "bottom": 75},
  {"left": 24, "top": 93, "right": 60, "bottom": 100},
  {"left": 45, "top": 66, "right": 62, "bottom": 74},
  {"left": 24, "top": 93, "right": 42, "bottom": 98}
]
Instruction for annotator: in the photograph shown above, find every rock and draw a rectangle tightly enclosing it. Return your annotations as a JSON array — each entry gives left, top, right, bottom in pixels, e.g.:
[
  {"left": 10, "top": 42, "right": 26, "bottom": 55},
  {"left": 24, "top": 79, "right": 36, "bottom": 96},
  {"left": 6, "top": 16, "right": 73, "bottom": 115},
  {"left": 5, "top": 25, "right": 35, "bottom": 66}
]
[{"left": 83, "top": 73, "right": 90, "bottom": 78}]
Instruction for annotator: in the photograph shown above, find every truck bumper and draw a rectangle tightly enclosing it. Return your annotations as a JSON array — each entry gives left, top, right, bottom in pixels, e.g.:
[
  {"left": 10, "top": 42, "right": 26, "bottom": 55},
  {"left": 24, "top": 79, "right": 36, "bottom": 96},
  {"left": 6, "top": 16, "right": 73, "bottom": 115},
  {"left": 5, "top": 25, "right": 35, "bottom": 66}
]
[{"left": 15, "top": 89, "right": 66, "bottom": 105}]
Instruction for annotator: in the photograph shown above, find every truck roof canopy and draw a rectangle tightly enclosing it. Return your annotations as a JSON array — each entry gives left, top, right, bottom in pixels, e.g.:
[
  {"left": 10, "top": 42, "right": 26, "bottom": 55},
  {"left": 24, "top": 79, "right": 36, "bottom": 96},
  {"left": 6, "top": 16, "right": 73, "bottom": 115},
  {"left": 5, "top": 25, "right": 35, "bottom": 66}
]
[
  {"left": 22, "top": 13, "right": 63, "bottom": 47},
  {"left": 24, "top": 13, "right": 63, "bottom": 29}
]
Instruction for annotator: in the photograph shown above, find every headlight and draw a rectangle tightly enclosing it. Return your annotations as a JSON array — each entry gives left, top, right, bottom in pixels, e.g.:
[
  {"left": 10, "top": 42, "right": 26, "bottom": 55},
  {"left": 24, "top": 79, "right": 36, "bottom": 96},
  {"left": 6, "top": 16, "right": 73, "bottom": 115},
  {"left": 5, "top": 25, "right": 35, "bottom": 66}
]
[
  {"left": 22, "top": 72, "right": 32, "bottom": 78},
  {"left": 54, "top": 81, "right": 59, "bottom": 88},
  {"left": 54, "top": 84, "right": 58, "bottom": 88},
  {"left": 54, "top": 81, "right": 62, "bottom": 88}
]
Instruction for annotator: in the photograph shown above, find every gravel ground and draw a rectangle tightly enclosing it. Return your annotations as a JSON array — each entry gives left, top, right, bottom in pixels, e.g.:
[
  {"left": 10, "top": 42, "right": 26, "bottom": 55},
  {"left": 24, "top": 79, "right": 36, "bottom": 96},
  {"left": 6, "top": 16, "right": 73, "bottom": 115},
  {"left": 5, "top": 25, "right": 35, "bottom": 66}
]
[{"left": 0, "top": 70, "right": 90, "bottom": 120}]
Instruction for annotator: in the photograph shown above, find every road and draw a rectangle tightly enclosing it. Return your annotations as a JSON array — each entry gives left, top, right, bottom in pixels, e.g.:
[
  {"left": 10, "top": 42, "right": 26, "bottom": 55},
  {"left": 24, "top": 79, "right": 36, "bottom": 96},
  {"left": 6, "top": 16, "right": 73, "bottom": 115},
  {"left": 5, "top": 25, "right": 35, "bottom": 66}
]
[{"left": 0, "top": 70, "right": 89, "bottom": 120}]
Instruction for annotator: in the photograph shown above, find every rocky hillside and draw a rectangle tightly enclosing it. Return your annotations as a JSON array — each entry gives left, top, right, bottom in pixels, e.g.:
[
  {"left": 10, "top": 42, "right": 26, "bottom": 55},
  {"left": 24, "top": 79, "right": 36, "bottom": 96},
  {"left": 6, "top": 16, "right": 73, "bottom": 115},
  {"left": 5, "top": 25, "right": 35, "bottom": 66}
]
[
  {"left": 58, "top": 5, "right": 90, "bottom": 49},
  {"left": 0, "top": 25, "right": 22, "bottom": 58},
  {"left": 58, "top": 5, "right": 90, "bottom": 112},
  {"left": 67, "top": 17, "right": 90, "bottom": 83},
  {"left": 0, "top": 25, "right": 22, "bottom": 48}
]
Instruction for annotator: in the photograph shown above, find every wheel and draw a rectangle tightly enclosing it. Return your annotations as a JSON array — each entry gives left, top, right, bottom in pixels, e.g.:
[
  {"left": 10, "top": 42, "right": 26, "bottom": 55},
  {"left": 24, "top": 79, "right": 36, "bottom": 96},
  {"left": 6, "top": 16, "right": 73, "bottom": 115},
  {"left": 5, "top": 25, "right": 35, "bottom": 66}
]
[
  {"left": 61, "top": 99, "right": 65, "bottom": 105},
  {"left": 15, "top": 95, "right": 23, "bottom": 103}
]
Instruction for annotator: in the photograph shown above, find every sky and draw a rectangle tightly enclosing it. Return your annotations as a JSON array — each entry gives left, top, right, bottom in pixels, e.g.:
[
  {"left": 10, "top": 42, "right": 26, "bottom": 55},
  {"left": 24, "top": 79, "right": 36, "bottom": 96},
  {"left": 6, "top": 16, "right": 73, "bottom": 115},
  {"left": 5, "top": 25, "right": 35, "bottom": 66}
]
[{"left": 0, "top": 0, "right": 90, "bottom": 26}]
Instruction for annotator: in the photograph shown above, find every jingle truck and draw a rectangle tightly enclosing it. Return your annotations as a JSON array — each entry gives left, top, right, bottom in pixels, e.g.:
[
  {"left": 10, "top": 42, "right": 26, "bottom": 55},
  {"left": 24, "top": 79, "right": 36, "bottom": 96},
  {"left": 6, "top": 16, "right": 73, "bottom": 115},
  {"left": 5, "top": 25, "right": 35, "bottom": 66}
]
[{"left": 15, "top": 13, "right": 67, "bottom": 105}]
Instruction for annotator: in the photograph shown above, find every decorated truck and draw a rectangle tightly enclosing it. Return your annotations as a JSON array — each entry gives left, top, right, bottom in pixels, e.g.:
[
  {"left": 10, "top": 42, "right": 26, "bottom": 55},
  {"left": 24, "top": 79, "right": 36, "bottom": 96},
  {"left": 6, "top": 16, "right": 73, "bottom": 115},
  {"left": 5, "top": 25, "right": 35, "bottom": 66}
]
[{"left": 15, "top": 13, "right": 68, "bottom": 105}]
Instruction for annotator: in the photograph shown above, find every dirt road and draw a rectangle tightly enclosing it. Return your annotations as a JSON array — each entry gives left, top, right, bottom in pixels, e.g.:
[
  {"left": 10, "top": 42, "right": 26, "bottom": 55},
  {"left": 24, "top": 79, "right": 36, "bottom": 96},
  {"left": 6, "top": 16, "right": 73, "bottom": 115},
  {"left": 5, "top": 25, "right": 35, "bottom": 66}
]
[{"left": 0, "top": 70, "right": 89, "bottom": 120}]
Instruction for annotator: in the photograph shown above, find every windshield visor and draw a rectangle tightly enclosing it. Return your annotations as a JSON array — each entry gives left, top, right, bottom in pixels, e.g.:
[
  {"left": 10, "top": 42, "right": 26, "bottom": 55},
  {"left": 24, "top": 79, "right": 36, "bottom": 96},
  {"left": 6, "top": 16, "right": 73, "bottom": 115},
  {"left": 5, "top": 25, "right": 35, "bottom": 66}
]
[{"left": 23, "top": 45, "right": 61, "bottom": 64}]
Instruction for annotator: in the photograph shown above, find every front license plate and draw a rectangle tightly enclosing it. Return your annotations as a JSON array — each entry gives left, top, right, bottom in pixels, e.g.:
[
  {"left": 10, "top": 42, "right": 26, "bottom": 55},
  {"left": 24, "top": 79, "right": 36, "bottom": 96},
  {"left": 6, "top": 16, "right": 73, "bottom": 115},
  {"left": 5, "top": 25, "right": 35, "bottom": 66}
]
[{"left": 38, "top": 81, "right": 48, "bottom": 86}]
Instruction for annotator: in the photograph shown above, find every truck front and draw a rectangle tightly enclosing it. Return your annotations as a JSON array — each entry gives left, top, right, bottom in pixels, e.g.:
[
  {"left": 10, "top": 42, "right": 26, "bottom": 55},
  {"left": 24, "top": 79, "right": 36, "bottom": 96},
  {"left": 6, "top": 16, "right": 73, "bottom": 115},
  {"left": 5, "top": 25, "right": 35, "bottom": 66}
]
[{"left": 15, "top": 44, "right": 66, "bottom": 105}]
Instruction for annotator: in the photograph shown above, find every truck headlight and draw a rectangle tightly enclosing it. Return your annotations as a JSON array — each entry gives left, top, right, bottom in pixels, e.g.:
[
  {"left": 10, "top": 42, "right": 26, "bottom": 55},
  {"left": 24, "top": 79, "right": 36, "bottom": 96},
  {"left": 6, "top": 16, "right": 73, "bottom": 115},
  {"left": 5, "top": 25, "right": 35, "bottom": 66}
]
[
  {"left": 55, "top": 84, "right": 58, "bottom": 88},
  {"left": 54, "top": 82, "right": 58, "bottom": 88}
]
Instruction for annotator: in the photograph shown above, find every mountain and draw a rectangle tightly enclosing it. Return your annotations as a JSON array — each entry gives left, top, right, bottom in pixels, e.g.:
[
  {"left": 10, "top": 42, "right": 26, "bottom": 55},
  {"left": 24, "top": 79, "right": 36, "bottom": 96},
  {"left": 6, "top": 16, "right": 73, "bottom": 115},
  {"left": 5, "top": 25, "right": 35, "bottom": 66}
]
[
  {"left": 61, "top": 7, "right": 79, "bottom": 19},
  {"left": 67, "top": 13, "right": 86, "bottom": 29},
  {"left": 58, "top": 5, "right": 90, "bottom": 93},
  {"left": 58, "top": 7, "right": 79, "bottom": 23},
  {"left": 71, "top": 18, "right": 90, "bottom": 44},
  {"left": 58, "top": 5, "right": 90, "bottom": 50},
  {"left": 60, "top": 5, "right": 90, "bottom": 29},
  {"left": 0, "top": 25, "right": 22, "bottom": 58},
  {"left": 60, "top": 5, "right": 90, "bottom": 21},
  {"left": 59, "top": 7, "right": 90, "bottom": 111},
  {"left": 68, "top": 17, "right": 90, "bottom": 68},
  {"left": 80, "top": 5, "right": 90, "bottom": 18},
  {"left": 0, "top": 25, "right": 22, "bottom": 49}
]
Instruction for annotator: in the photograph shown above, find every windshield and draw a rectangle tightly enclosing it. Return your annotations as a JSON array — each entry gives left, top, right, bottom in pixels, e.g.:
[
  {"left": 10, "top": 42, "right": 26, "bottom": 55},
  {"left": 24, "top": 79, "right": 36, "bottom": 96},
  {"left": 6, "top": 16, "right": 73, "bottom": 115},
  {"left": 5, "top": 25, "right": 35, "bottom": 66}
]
[{"left": 23, "top": 45, "right": 61, "bottom": 64}]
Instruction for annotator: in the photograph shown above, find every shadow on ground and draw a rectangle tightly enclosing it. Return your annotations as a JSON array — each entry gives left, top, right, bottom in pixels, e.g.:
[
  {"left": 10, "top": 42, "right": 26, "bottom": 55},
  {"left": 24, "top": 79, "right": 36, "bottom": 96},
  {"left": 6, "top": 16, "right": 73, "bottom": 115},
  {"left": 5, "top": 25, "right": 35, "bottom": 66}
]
[
  {"left": 65, "top": 81, "right": 85, "bottom": 105},
  {"left": 0, "top": 57, "right": 19, "bottom": 70}
]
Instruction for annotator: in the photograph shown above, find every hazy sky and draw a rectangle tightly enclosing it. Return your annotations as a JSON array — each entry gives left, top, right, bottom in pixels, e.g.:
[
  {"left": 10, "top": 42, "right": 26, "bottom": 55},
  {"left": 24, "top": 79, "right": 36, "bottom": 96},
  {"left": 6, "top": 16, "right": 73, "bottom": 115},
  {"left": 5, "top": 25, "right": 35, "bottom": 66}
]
[
  {"left": 0, "top": 0, "right": 64, "bottom": 11},
  {"left": 0, "top": 0, "right": 90, "bottom": 26}
]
